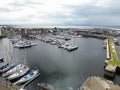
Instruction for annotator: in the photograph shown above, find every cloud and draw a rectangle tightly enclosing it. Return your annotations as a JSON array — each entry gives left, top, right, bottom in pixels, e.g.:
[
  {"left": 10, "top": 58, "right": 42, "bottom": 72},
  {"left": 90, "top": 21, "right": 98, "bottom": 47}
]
[{"left": 0, "top": 0, "right": 120, "bottom": 25}]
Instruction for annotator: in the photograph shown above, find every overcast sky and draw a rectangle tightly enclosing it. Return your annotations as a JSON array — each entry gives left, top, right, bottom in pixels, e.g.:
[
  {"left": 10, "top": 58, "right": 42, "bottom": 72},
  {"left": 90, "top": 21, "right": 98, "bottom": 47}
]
[{"left": 0, "top": 0, "right": 120, "bottom": 26}]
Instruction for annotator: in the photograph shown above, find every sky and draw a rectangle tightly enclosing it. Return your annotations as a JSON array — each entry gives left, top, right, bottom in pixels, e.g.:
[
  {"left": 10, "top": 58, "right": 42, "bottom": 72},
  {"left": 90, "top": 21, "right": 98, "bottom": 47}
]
[{"left": 0, "top": 0, "right": 120, "bottom": 26}]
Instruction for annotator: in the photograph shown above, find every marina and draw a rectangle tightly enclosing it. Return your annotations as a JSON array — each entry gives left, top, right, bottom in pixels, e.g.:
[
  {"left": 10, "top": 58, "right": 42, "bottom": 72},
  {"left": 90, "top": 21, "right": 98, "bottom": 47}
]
[
  {"left": 0, "top": 26, "right": 120, "bottom": 90},
  {"left": 0, "top": 37, "right": 107, "bottom": 90},
  {"left": 0, "top": 0, "right": 120, "bottom": 89}
]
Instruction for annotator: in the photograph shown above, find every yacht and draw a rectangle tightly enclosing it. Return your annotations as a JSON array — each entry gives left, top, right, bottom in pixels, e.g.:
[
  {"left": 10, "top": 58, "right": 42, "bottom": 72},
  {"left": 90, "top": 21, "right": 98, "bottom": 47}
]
[
  {"left": 2, "top": 64, "right": 25, "bottom": 77},
  {"left": 7, "top": 65, "right": 29, "bottom": 80},
  {"left": 14, "top": 70, "right": 38, "bottom": 85},
  {"left": 0, "top": 64, "right": 18, "bottom": 73},
  {"left": 14, "top": 40, "right": 32, "bottom": 48}
]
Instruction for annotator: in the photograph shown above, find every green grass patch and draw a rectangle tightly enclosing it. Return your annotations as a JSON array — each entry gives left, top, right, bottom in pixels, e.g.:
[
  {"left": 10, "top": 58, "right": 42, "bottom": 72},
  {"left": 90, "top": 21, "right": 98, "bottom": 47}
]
[
  {"left": 108, "top": 39, "right": 120, "bottom": 66},
  {"left": 109, "top": 60, "right": 120, "bottom": 66}
]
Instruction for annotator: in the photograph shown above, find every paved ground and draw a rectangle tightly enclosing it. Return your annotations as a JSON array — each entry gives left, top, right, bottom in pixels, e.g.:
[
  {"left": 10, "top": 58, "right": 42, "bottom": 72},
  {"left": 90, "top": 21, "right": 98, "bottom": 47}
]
[
  {"left": 0, "top": 84, "right": 10, "bottom": 90},
  {"left": 80, "top": 76, "right": 120, "bottom": 90},
  {"left": 0, "top": 77, "right": 20, "bottom": 90},
  {"left": 114, "top": 37, "right": 120, "bottom": 59}
]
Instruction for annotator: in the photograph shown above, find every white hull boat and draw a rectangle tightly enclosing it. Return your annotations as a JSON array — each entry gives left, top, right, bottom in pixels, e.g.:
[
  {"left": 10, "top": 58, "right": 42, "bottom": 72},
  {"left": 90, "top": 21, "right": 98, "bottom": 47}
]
[
  {"left": 14, "top": 70, "right": 38, "bottom": 85},
  {"left": 2, "top": 64, "right": 25, "bottom": 77},
  {"left": 7, "top": 66, "right": 29, "bottom": 80},
  {"left": 0, "top": 64, "right": 18, "bottom": 73}
]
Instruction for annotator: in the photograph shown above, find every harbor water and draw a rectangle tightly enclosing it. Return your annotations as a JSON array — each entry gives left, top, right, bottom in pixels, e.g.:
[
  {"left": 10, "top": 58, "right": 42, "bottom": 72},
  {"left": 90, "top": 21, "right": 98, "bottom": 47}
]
[{"left": 0, "top": 37, "right": 114, "bottom": 90}]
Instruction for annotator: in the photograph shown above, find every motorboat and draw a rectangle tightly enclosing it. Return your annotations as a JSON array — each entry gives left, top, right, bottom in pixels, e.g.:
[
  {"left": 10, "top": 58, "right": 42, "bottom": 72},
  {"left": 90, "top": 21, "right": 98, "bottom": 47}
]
[
  {"left": 62, "top": 44, "right": 78, "bottom": 51},
  {"left": 0, "top": 64, "right": 18, "bottom": 73},
  {"left": 14, "top": 70, "right": 38, "bottom": 85},
  {"left": 50, "top": 41, "right": 56, "bottom": 45},
  {"left": 2, "top": 64, "right": 25, "bottom": 77},
  {"left": 67, "top": 45, "right": 78, "bottom": 51},
  {"left": 7, "top": 65, "right": 29, "bottom": 80},
  {"left": 10, "top": 38, "right": 19, "bottom": 44},
  {"left": 14, "top": 40, "right": 37, "bottom": 48},
  {"left": 0, "top": 57, "right": 4, "bottom": 63},
  {"left": 0, "top": 63, "right": 9, "bottom": 71},
  {"left": 103, "top": 45, "right": 106, "bottom": 49},
  {"left": 30, "top": 42, "right": 37, "bottom": 46},
  {"left": 14, "top": 40, "right": 32, "bottom": 48}
]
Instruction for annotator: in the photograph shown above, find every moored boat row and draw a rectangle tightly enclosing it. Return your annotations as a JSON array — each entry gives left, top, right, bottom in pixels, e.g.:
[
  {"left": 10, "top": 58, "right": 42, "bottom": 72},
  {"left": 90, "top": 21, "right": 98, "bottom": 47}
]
[
  {"left": 2, "top": 64, "right": 24, "bottom": 77},
  {"left": 0, "top": 63, "right": 39, "bottom": 86},
  {"left": 14, "top": 40, "right": 37, "bottom": 48},
  {"left": 36, "top": 35, "right": 78, "bottom": 51},
  {"left": 7, "top": 65, "right": 29, "bottom": 80}
]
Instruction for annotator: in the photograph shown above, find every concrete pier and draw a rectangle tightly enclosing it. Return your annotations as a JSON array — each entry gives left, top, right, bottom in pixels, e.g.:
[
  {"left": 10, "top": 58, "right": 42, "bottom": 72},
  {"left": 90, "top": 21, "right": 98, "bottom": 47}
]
[
  {"left": 104, "top": 64, "right": 116, "bottom": 78},
  {"left": 37, "top": 82, "right": 54, "bottom": 90},
  {"left": 106, "top": 39, "right": 111, "bottom": 60},
  {"left": 104, "top": 38, "right": 118, "bottom": 78},
  {"left": 79, "top": 76, "right": 120, "bottom": 90},
  {"left": 105, "top": 64, "right": 117, "bottom": 72}
]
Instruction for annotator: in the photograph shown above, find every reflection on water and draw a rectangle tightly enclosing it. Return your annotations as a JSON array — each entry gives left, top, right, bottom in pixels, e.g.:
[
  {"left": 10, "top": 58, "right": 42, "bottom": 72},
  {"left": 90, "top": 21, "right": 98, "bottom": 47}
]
[{"left": 0, "top": 38, "right": 106, "bottom": 90}]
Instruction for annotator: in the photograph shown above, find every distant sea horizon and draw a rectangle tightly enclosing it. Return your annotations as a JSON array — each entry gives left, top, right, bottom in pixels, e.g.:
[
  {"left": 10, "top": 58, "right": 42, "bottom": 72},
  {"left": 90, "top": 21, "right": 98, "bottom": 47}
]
[{"left": 1, "top": 24, "right": 120, "bottom": 29}]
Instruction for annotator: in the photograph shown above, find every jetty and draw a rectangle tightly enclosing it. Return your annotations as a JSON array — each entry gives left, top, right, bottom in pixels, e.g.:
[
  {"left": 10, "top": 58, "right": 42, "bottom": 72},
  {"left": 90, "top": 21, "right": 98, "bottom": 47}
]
[
  {"left": 104, "top": 38, "right": 119, "bottom": 78},
  {"left": 106, "top": 39, "right": 111, "bottom": 60},
  {"left": 79, "top": 76, "right": 120, "bottom": 90}
]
